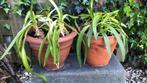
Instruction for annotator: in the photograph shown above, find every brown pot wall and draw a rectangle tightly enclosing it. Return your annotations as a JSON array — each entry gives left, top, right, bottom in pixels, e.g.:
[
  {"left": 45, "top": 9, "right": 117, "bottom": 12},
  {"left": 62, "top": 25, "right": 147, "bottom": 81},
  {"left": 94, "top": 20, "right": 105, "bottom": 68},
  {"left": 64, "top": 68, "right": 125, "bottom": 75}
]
[
  {"left": 26, "top": 32, "right": 77, "bottom": 70},
  {"left": 87, "top": 36, "right": 117, "bottom": 67}
]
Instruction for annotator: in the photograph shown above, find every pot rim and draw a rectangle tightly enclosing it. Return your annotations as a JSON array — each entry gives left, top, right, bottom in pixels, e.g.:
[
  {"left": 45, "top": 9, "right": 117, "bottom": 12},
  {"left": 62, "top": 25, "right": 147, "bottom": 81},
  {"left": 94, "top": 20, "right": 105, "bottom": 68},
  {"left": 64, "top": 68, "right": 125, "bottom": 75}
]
[
  {"left": 91, "top": 35, "right": 116, "bottom": 39},
  {"left": 26, "top": 32, "right": 77, "bottom": 45},
  {"left": 90, "top": 35, "right": 117, "bottom": 46}
]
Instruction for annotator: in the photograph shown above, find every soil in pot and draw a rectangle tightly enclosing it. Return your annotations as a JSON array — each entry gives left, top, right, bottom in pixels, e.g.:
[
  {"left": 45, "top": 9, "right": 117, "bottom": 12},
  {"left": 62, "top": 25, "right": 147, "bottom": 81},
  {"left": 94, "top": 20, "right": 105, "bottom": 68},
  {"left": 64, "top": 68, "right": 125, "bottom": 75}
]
[
  {"left": 26, "top": 31, "right": 77, "bottom": 70},
  {"left": 87, "top": 36, "right": 117, "bottom": 67}
]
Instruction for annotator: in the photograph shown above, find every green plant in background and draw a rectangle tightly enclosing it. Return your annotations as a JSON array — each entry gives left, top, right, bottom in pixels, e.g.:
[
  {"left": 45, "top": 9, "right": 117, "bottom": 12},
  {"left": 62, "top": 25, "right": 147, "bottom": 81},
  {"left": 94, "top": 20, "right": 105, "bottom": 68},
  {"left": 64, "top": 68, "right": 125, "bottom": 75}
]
[
  {"left": 0, "top": 0, "right": 33, "bottom": 16},
  {"left": 144, "top": 54, "right": 147, "bottom": 62},
  {"left": 58, "top": 0, "right": 67, "bottom": 11},
  {"left": 0, "top": 0, "right": 77, "bottom": 82},
  {"left": 12, "top": 0, "right": 49, "bottom": 16},
  {"left": 12, "top": 0, "right": 32, "bottom": 16},
  {"left": 103, "top": 0, "right": 126, "bottom": 12},
  {"left": 122, "top": 0, "right": 147, "bottom": 67},
  {"left": 12, "top": 0, "right": 72, "bottom": 17},
  {"left": 12, "top": 0, "right": 47, "bottom": 16},
  {"left": 76, "top": 0, "right": 127, "bottom": 65},
  {"left": 0, "top": 0, "right": 10, "bottom": 13},
  {"left": 71, "top": 0, "right": 125, "bottom": 14}
]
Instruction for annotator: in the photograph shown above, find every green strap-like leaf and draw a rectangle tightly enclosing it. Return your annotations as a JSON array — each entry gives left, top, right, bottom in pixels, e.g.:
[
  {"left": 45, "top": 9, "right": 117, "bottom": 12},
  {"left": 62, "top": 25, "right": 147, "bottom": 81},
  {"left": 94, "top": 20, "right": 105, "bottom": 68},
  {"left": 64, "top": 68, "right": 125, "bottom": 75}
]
[
  {"left": 74, "top": 20, "right": 81, "bottom": 32},
  {"left": 120, "top": 33, "right": 127, "bottom": 46},
  {"left": 62, "top": 14, "right": 78, "bottom": 22},
  {"left": 110, "top": 27, "right": 126, "bottom": 61},
  {"left": 52, "top": 29, "right": 60, "bottom": 64},
  {"left": 31, "top": 10, "right": 37, "bottom": 24},
  {"left": 87, "top": 26, "right": 93, "bottom": 47},
  {"left": 43, "top": 44, "right": 51, "bottom": 67},
  {"left": 17, "top": 34, "right": 24, "bottom": 50},
  {"left": 48, "top": 0, "right": 62, "bottom": 21},
  {"left": 15, "top": 34, "right": 23, "bottom": 54},
  {"left": 24, "top": 11, "right": 31, "bottom": 25},
  {"left": 92, "top": 14, "right": 102, "bottom": 38},
  {"left": 32, "top": 72, "right": 48, "bottom": 82},
  {"left": 47, "top": 8, "right": 56, "bottom": 17},
  {"left": 38, "top": 37, "right": 46, "bottom": 65},
  {"left": 89, "top": 0, "right": 94, "bottom": 18},
  {"left": 21, "top": 23, "right": 33, "bottom": 72},
  {"left": 64, "top": 22, "right": 78, "bottom": 33},
  {"left": 76, "top": 25, "right": 90, "bottom": 66},
  {"left": 79, "top": 14, "right": 90, "bottom": 20},
  {"left": 55, "top": 30, "right": 60, "bottom": 64},
  {"left": 0, "top": 21, "right": 32, "bottom": 60},
  {"left": 83, "top": 38, "right": 88, "bottom": 64},
  {"left": 21, "top": 46, "right": 48, "bottom": 82},
  {"left": 102, "top": 33, "right": 111, "bottom": 58},
  {"left": 21, "top": 47, "right": 31, "bottom": 72}
]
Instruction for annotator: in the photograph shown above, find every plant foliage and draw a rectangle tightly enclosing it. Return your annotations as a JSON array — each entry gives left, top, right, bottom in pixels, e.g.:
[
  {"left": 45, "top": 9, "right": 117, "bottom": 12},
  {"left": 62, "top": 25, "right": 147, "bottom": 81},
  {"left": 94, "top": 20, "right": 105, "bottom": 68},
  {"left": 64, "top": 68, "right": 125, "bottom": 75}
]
[
  {"left": 121, "top": 0, "right": 147, "bottom": 66},
  {"left": 76, "top": 0, "right": 127, "bottom": 66},
  {"left": 0, "top": 0, "right": 10, "bottom": 13},
  {"left": 0, "top": 0, "right": 77, "bottom": 82}
]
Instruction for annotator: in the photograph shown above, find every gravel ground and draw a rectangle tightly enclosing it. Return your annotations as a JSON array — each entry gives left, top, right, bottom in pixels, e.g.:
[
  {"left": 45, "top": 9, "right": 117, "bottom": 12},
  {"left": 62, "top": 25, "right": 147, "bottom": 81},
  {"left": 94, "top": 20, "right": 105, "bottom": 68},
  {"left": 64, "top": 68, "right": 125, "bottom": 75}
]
[{"left": 125, "top": 67, "right": 147, "bottom": 83}]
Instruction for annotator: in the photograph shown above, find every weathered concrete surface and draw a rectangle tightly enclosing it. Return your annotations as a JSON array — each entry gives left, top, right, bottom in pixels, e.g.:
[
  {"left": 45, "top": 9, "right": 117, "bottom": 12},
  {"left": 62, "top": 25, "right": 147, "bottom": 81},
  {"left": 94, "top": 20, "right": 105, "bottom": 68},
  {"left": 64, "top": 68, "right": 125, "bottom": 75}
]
[{"left": 32, "top": 54, "right": 126, "bottom": 83}]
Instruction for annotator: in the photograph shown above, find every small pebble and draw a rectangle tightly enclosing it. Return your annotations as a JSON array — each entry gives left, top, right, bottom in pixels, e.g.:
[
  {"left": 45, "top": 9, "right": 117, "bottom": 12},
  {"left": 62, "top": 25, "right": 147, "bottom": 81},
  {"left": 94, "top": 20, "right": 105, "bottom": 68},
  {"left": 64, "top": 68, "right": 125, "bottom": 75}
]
[
  {"left": 125, "top": 66, "right": 147, "bottom": 83},
  {"left": 16, "top": 70, "right": 32, "bottom": 83}
]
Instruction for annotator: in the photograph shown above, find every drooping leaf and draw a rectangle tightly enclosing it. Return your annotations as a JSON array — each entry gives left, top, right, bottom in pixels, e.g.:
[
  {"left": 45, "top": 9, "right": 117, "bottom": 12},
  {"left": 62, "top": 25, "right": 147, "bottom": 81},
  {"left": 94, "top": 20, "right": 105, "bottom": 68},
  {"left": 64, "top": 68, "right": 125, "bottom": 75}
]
[
  {"left": 0, "top": 21, "right": 32, "bottom": 60},
  {"left": 102, "top": 33, "right": 111, "bottom": 58},
  {"left": 38, "top": 37, "right": 46, "bottom": 65},
  {"left": 52, "top": 29, "right": 60, "bottom": 64},
  {"left": 32, "top": 72, "right": 48, "bottom": 82},
  {"left": 21, "top": 47, "right": 31, "bottom": 72},
  {"left": 110, "top": 27, "right": 126, "bottom": 61},
  {"left": 43, "top": 44, "right": 51, "bottom": 67},
  {"left": 83, "top": 37, "right": 88, "bottom": 64},
  {"left": 48, "top": 0, "right": 62, "bottom": 21},
  {"left": 76, "top": 25, "right": 90, "bottom": 66}
]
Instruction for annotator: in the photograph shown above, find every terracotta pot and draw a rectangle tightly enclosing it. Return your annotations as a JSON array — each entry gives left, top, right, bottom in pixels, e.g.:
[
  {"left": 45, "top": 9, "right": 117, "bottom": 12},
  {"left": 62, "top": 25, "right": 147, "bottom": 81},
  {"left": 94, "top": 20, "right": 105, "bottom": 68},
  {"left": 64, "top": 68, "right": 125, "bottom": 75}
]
[
  {"left": 26, "top": 32, "right": 77, "bottom": 70},
  {"left": 87, "top": 36, "right": 117, "bottom": 67}
]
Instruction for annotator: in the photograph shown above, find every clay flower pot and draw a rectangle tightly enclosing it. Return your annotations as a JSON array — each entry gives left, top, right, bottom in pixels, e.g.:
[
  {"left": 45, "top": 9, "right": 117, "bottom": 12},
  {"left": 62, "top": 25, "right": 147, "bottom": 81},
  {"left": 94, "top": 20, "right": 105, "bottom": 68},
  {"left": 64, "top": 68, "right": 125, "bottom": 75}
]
[
  {"left": 26, "top": 32, "right": 77, "bottom": 70},
  {"left": 87, "top": 36, "right": 117, "bottom": 67}
]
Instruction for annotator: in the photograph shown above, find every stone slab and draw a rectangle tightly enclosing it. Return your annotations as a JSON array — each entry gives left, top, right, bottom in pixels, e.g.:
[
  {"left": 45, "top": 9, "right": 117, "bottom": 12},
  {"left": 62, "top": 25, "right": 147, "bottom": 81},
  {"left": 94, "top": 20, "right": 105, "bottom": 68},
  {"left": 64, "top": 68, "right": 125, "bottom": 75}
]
[{"left": 32, "top": 54, "right": 126, "bottom": 83}]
